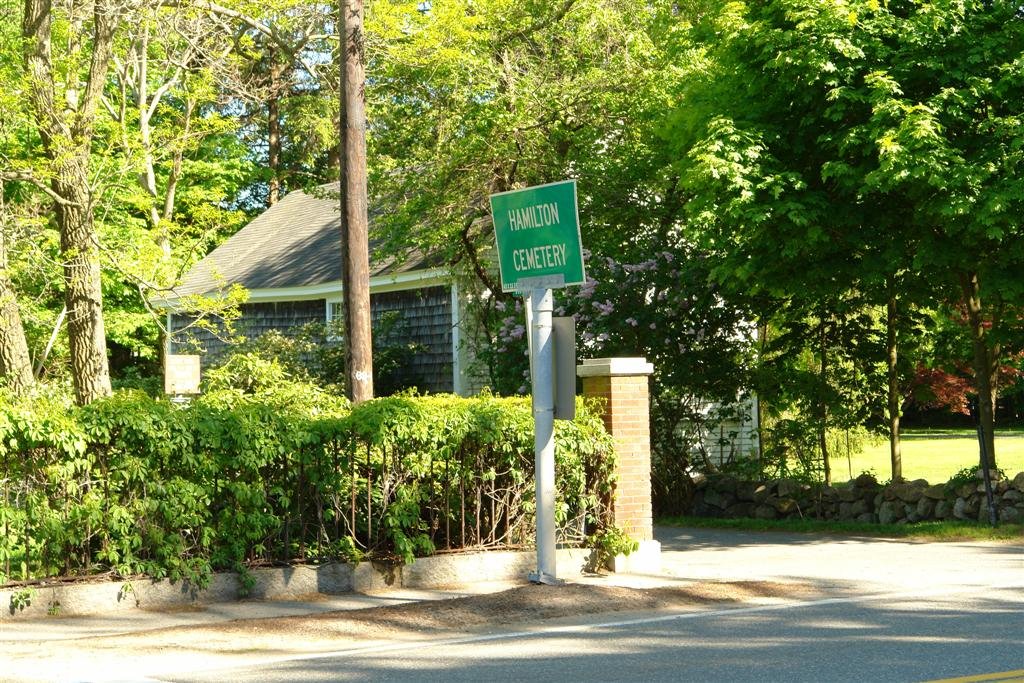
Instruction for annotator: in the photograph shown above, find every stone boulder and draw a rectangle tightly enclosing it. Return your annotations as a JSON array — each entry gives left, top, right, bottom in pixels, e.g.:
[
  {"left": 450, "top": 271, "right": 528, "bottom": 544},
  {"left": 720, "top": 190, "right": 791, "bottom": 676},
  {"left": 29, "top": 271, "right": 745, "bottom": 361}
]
[
  {"left": 957, "top": 483, "right": 976, "bottom": 499},
  {"left": 715, "top": 475, "right": 740, "bottom": 494},
  {"left": 878, "top": 500, "right": 902, "bottom": 525},
  {"left": 1012, "top": 471, "right": 1024, "bottom": 492},
  {"left": 776, "top": 479, "right": 801, "bottom": 498},
  {"left": 726, "top": 502, "right": 757, "bottom": 518},
  {"left": 836, "top": 485, "right": 859, "bottom": 503},
  {"left": 888, "top": 481, "right": 925, "bottom": 503},
  {"left": 774, "top": 497, "right": 799, "bottom": 515},
  {"left": 735, "top": 482, "right": 758, "bottom": 503},
  {"left": 922, "top": 484, "right": 947, "bottom": 501},
  {"left": 702, "top": 488, "right": 735, "bottom": 511},
  {"left": 999, "top": 506, "right": 1021, "bottom": 524},
  {"left": 953, "top": 497, "right": 977, "bottom": 520},
  {"left": 754, "top": 504, "right": 777, "bottom": 520},
  {"left": 850, "top": 499, "right": 870, "bottom": 517},
  {"left": 915, "top": 497, "right": 936, "bottom": 520}
]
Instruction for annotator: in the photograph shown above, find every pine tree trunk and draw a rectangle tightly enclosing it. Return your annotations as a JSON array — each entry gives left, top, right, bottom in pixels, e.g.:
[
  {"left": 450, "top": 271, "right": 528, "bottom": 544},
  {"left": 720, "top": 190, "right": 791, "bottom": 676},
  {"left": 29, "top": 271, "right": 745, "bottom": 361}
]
[
  {"left": 0, "top": 184, "right": 34, "bottom": 394},
  {"left": 959, "top": 272, "right": 997, "bottom": 470},
  {"left": 886, "top": 291, "right": 902, "bottom": 481}
]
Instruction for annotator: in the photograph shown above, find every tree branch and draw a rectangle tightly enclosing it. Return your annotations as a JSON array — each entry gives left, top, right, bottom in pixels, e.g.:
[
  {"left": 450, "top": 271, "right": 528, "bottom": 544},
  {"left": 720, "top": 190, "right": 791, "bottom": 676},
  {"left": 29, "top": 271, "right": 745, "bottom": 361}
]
[
  {"left": 497, "top": 0, "right": 578, "bottom": 47},
  {"left": 0, "top": 171, "right": 80, "bottom": 206},
  {"left": 161, "top": 0, "right": 321, "bottom": 77}
]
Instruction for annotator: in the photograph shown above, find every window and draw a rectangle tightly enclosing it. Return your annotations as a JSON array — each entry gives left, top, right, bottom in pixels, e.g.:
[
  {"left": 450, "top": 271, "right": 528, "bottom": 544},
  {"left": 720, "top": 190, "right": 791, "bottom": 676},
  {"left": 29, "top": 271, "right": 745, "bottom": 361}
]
[{"left": 326, "top": 301, "right": 343, "bottom": 341}]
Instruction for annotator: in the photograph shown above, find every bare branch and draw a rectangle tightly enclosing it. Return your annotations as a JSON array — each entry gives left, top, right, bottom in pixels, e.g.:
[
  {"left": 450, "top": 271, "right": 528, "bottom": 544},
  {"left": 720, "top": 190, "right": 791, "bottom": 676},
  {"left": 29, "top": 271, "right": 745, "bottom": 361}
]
[{"left": 161, "top": 0, "right": 322, "bottom": 77}]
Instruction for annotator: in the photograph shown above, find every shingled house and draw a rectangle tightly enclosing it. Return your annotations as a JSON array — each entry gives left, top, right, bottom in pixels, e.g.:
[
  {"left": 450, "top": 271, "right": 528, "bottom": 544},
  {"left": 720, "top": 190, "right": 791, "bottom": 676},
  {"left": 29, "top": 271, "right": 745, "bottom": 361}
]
[{"left": 162, "top": 184, "right": 476, "bottom": 395}]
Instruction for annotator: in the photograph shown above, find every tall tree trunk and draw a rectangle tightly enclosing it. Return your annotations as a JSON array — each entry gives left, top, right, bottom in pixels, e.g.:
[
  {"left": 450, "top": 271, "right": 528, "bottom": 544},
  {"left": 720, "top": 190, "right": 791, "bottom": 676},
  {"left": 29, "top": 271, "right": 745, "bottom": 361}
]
[
  {"left": 339, "top": 0, "right": 373, "bottom": 403},
  {"left": 0, "top": 184, "right": 34, "bottom": 394},
  {"left": 886, "top": 290, "right": 902, "bottom": 481},
  {"left": 959, "top": 271, "right": 997, "bottom": 470},
  {"left": 56, "top": 173, "right": 112, "bottom": 404},
  {"left": 819, "top": 319, "right": 831, "bottom": 486},
  {"left": 267, "top": 56, "right": 284, "bottom": 206},
  {"left": 23, "top": 0, "right": 115, "bottom": 405}
]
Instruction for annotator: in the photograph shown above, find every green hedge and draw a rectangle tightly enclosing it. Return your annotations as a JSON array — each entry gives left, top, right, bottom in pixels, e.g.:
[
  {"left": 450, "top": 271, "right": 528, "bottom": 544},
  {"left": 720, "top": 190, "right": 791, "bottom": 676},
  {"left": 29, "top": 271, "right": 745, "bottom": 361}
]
[{"left": 0, "top": 384, "right": 615, "bottom": 586}]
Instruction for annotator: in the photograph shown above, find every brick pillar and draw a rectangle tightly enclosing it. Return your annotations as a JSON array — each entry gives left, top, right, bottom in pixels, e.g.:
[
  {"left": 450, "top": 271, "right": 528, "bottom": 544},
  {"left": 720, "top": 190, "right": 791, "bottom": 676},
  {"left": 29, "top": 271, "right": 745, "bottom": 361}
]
[{"left": 577, "top": 357, "right": 655, "bottom": 543}]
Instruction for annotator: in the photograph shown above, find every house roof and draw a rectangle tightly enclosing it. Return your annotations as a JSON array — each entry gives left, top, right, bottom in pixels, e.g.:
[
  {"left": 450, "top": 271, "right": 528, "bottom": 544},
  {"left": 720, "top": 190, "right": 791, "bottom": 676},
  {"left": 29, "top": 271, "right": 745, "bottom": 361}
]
[{"left": 173, "top": 183, "right": 436, "bottom": 298}]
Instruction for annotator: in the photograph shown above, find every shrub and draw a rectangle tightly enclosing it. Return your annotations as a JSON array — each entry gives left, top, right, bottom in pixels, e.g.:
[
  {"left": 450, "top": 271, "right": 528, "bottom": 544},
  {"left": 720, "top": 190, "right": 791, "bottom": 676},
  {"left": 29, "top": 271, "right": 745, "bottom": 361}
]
[{"left": 0, "top": 386, "right": 615, "bottom": 585}]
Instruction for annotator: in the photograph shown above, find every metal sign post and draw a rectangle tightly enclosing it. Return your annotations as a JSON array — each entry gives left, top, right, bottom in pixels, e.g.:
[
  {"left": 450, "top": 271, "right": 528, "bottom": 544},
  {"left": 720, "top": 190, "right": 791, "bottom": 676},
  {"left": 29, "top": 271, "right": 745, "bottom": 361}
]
[
  {"left": 490, "top": 180, "right": 585, "bottom": 585},
  {"left": 528, "top": 288, "right": 557, "bottom": 583}
]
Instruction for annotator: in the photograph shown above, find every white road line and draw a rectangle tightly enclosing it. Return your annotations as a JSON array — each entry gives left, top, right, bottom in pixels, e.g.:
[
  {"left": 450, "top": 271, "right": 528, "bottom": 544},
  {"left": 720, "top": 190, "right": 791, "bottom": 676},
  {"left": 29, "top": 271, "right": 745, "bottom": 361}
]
[{"left": 146, "top": 581, "right": 1024, "bottom": 680}]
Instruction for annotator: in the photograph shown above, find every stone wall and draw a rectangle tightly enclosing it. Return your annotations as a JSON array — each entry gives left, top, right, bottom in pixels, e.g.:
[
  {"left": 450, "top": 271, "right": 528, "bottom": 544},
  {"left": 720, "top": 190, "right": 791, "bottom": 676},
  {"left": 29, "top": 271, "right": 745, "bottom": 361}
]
[{"left": 690, "top": 470, "right": 1024, "bottom": 525}]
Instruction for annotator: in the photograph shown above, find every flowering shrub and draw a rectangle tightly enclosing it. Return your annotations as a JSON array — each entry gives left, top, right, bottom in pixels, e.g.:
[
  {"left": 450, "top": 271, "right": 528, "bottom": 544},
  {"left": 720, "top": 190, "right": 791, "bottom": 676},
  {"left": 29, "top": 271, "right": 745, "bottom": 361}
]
[{"left": 475, "top": 243, "right": 756, "bottom": 514}]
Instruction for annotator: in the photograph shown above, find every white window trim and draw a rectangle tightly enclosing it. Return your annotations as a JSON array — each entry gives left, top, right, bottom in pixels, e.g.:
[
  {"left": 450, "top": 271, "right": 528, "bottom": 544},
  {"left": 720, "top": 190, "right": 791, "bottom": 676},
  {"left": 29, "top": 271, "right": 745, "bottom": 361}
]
[{"left": 325, "top": 299, "right": 343, "bottom": 342}]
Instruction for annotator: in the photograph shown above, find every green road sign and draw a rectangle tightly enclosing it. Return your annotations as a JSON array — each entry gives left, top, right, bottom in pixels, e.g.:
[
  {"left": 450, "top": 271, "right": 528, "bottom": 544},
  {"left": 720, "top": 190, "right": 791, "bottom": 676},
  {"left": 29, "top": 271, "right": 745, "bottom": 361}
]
[{"left": 490, "top": 180, "right": 585, "bottom": 292}]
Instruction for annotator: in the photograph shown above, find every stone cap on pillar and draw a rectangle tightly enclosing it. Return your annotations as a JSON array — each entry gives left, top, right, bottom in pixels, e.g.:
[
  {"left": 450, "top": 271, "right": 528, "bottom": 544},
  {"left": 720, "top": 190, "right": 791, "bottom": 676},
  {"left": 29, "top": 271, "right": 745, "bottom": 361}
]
[{"left": 576, "top": 357, "right": 654, "bottom": 378}]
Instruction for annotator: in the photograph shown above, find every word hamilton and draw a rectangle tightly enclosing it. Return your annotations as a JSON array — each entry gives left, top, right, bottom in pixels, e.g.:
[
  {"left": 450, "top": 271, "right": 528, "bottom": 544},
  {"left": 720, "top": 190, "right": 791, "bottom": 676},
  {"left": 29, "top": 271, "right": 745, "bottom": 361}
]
[{"left": 507, "top": 202, "right": 560, "bottom": 231}]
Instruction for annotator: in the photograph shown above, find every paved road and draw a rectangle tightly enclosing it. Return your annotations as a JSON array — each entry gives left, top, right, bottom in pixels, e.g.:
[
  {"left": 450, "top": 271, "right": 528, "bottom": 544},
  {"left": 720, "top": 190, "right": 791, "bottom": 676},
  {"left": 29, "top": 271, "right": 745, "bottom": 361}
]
[
  {"left": 172, "top": 588, "right": 1023, "bottom": 682},
  {"left": 164, "top": 528, "right": 1023, "bottom": 683}
]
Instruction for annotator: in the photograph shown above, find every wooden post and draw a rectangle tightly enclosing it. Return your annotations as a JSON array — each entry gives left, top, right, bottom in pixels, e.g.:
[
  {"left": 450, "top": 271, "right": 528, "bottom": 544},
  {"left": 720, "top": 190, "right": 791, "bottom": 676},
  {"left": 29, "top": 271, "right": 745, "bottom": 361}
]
[{"left": 339, "top": 0, "right": 374, "bottom": 403}]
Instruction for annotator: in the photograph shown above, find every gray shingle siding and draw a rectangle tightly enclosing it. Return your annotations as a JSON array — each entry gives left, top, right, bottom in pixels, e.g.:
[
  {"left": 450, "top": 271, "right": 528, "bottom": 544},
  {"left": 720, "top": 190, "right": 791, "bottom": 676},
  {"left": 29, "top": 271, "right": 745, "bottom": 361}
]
[
  {"left": 170, "top": 286, "right": 453, "bottom": 394},
  {"left": 372, "top": 286, "right": 453, "bottom": 394},
  {"left": 169, "top": 299, "right": 327, "bottom": 363}
]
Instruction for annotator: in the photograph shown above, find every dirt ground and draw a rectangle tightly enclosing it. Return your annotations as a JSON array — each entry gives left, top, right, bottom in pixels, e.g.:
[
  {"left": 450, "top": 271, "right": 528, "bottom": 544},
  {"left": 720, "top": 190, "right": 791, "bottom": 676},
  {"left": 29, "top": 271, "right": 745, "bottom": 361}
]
[{"left": 90, "top": 580, "right": 817, "bottom": 651}]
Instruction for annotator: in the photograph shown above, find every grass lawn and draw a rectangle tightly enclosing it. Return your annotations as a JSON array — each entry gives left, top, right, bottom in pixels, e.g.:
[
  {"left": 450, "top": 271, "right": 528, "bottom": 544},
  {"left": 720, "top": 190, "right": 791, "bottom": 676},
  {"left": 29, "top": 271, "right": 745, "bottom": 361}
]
[
  {"left": 659, "top": 515, "right": 1024, "bottom": 542},
  {"left": 831, "top": 428, "right": 1024, "bottom": 484}
]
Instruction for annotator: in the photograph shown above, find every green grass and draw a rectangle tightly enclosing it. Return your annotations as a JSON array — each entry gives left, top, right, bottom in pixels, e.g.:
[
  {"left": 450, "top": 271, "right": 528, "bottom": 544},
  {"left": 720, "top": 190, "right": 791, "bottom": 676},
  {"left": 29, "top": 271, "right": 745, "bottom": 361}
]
[
  {"left": 831, "top": 428, "right": 1024, "bottom": 484},
  {"left": 659, "top": 515, "right": 1024, "bottom": 542}
]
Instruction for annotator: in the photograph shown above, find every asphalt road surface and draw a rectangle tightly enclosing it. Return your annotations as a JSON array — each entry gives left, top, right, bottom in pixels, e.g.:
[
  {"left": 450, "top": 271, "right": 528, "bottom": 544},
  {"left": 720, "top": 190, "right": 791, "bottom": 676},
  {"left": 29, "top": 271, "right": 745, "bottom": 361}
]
[{"left": 164, "top": 528, "right": 1023, "bottom": 683}]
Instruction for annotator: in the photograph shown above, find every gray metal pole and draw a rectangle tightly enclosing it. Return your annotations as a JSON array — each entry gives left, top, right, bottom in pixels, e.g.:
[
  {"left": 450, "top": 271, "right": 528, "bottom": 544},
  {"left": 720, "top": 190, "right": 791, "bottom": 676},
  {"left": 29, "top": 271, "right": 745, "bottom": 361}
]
[{"left": 529, "top": 288, "right": 558, "bottom": 584}]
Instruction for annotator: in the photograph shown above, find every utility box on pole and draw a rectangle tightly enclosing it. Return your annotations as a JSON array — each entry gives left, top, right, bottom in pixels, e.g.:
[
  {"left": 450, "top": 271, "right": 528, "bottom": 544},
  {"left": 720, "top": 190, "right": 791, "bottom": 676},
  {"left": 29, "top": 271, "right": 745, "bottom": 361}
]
[{"left": 552, "top": 316, "right": 575, "bottom": 421}]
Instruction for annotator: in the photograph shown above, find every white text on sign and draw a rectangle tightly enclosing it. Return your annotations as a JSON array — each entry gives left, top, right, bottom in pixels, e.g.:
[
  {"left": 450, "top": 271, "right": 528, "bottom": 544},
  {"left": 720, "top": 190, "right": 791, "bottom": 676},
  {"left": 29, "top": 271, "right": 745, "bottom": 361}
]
[
  {"left": 512, "top": 243, "right": 568, "bottom": 272},
  {"left": 508, "top": 202, "right": 560, "bottom": 231}
]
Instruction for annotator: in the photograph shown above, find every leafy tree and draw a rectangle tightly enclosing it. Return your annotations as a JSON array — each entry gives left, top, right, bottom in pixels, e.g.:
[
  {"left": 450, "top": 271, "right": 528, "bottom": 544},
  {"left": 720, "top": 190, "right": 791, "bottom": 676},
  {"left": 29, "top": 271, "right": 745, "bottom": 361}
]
[
  {"left": 671, "top": 0, "right": 1023, "bottom": 474},
  {"left": 20, "top": 0, "right": 124, "bottom": 404},
  {"left": 366, "top": 0, "right": 676, "bottom": 293}
]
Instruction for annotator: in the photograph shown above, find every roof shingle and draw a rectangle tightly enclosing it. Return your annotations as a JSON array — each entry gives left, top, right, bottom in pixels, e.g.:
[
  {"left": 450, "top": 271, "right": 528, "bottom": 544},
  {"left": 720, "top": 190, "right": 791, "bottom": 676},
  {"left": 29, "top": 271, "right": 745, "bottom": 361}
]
[{"left": 176, "top": 184, "right": 432, "bottom": 297}]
